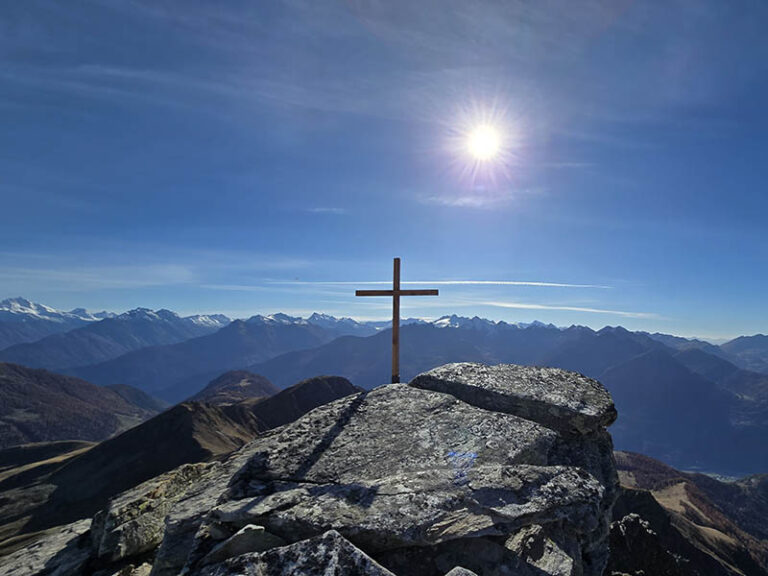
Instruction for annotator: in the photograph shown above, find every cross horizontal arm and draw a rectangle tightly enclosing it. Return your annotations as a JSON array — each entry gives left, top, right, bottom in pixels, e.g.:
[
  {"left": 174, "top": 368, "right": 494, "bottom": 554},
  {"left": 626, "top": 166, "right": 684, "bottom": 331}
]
[
  {"left": 355, "top": 289, "right": 439, "bottom": 297},
  {"left": 398, "top": 289, "right": 439, "bottom": 296}
]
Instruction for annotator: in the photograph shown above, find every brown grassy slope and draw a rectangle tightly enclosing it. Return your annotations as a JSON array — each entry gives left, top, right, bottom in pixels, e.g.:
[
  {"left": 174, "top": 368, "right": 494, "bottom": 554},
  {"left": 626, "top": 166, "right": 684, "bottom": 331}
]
[
  {"left": 189, "top": 370, "right": 280, "bottom": 404},
  {"left": 614, "top": 451, "right": 768, "bottom": 575},
  {"left": 0, "top": 363, "right": 158, "bottom": 448}
]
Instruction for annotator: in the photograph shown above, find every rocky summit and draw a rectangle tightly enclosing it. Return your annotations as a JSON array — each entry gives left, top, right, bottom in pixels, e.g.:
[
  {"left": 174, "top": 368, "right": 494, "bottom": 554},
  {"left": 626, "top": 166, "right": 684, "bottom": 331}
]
[{"left": 3, "top": 362, "right": 619, "bottom": 576}]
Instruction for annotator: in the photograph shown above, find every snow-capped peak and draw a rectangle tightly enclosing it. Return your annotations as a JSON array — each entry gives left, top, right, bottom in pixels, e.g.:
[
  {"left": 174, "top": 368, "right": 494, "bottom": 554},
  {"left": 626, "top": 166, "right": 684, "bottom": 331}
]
[
  {"left": 431, "top": 315, "right": 497, "bottom": 330},
  {"left": 307, "top": 312, "right": 362, "bottom": 327},
  {"left": 186, "top": 314, "right": 231, "bottom": 328},
  {"left": 267, "top": 313, "right": 308, "bottom": 325},
  {"left": 0, "top": 297, "right": 110, "bottom": 324},
  {"left": 247, "top": 313, "right": 308, "bottom": 325},
  {"left": 117, "top": 308, "right": 181, "bottom": 322}
]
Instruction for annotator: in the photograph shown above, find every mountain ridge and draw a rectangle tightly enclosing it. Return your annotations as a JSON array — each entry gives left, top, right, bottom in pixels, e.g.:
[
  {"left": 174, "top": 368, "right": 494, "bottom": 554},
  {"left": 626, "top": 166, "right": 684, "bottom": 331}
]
[{"left": 0, "top": 308, "right": 230, "bottom": 370}]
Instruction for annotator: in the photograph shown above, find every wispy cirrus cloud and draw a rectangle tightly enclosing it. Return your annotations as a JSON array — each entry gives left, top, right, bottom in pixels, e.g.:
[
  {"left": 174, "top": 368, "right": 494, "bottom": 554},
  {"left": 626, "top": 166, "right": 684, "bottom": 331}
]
[
  {"left": 419, "top": 186, "right": 544, "bottom": 209},
  {"left": 270, "top": 280, "right": 611, "bottom": 289},
  {"left": 483, "top": 300, "right": 657, "bottom": 319},
  {"left": 305, "top": 207, "right": 349, "bottom": 215}
]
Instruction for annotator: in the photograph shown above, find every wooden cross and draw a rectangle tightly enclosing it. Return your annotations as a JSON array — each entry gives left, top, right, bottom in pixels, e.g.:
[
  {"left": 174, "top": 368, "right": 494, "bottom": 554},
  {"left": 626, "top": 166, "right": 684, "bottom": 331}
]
[{"left": 356, "top": 258, "right": 438, "bottom": 383}]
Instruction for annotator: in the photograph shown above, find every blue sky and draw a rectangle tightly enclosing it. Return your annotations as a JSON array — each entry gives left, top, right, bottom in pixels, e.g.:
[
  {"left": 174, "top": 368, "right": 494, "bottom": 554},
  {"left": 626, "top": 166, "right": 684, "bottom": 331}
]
[{"left": 1, "top": 1, "right": 767, "bottom": 340}]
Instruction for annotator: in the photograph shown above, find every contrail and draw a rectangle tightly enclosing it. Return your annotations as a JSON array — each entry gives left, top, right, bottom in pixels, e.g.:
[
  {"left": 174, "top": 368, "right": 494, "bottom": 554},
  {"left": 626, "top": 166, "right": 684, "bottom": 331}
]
[
  {"left": 483, "top": 301, "right": 656, "bottom": 319},
  {"left": 271, "top": 280, "right": 611, "bottom": 289}
]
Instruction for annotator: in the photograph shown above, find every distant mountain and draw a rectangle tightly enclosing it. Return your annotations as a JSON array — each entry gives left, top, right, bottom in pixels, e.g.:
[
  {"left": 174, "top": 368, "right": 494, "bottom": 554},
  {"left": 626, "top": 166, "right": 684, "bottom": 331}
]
[
  {"left": 247, "top": 322, "right": 593, "bottom": 389},
  {"left": 600, "top": 349, "right": 735, "bottom": 470},
  {"left": 71, "top": 317, "right": 345, "bottom": 402},
  {"left": 189, "top": 370, "right": 280, "bottom": 404},
  {"left": 0, "top": 308, "right": 230, "bottom": 371},
  {"left": 0, "top": 297, "right": 113, "bottom": 350},
  {"left": 244, "top": 375, "right": 359, "bottom": 430},
  {"left": 610, "top": 451, "right": 768, "bottom": 575},
  {"left": 722, "top": 334, "right": 768, "bottom": 374},
  {"left": 2, "top": 375, "right": 360, "bottom": 541},
  {"left": 0, "top": 363, "right": 160, "bottom": 448},
  {"left": 107, "top": 384, "right": 170, "bottom": 413},
  {"left": 645, "top": 331, "right": 727, "bottom": 356}
]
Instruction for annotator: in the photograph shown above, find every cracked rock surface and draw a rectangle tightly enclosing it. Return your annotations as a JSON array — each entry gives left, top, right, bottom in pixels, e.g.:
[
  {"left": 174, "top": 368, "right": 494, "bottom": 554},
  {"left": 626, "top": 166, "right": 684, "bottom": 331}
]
[{"left": 7, "top": 363, "right": 618, "bottom": 576}]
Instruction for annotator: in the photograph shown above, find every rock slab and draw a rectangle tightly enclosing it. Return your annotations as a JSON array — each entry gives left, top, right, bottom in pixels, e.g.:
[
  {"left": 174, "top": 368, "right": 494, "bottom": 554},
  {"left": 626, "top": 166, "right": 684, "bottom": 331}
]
[
  {"left": 198, "top": 530, "right": 396, "bottom": 576},
  {"left": 410, "top": 363, "right": 617, "bottom": 435}
]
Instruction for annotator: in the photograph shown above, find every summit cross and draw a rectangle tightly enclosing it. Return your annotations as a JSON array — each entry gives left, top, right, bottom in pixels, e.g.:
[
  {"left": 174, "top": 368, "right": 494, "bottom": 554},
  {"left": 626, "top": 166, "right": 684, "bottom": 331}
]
[{"left": 355, "top": 258, "right": 439, "bottom": 384}]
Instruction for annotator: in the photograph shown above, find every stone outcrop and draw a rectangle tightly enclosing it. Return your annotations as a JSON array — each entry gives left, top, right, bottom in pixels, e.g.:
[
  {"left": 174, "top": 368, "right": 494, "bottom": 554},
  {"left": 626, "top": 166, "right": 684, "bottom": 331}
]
[
  {"left": 606, "top": 513, "right": 683, "bottom": 576},
  {"left": 410, "top": 363, "right": 617, "bottom": 435},
  {"left": 0, "top": 519, "right": 91, "bottom": 576},
  {"left": 7, "top": 363, "right": 618, "bottom": 576},
  {"left": 198, "top": 530, "right": 396, "bottom": 576}
]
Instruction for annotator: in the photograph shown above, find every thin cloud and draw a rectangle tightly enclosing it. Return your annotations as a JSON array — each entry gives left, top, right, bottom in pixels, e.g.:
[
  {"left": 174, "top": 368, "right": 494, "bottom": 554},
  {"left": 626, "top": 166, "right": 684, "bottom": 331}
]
[
  {"left": 305, "top": 207, "right": 349, "bottom": 215},
  {"left": 419, "top": 187, "right": 544, "bottom": 209},
  {"left": 271, "top": 280, "right": 611, "bottom": 289},
  {"left": 0, "top": 264, "right": 197, "bottom": 291},
  {"left": 483, "top": 300, "right": 657, "bottom": 319}
]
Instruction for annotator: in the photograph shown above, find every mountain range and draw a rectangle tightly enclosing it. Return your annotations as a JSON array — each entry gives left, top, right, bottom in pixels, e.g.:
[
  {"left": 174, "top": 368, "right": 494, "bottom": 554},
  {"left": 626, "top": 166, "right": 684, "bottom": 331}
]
[
  {"left": 2, "top": 299, "right": 768, "bottom": 475},
  {"left": 0, "top": 307, "right": 230, "bottom": 370},
  {"left": 0, "top": 297, "right": 113, "bottom": 350}
]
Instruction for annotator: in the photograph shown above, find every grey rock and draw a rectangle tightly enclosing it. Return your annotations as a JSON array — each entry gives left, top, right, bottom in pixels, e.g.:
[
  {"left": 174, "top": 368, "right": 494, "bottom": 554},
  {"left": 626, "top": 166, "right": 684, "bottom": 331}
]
[
  {"left": 91, "top": 462, "right": 211, "bottom": 562},
  {"left": 197, "top": 529, "right": 396, "bottom": 576},
  {"left": 150, "top": 450, "right": 257, "bottom": 576},
  {"left": 200, "top": 381, "right": 615, "bottom": 575},
  {"left": 200, "top": 524, "right": 286, "bottom": 566},
  {"left": 504, "top": 524, "right": 578, "bottom": 576},
  {"left": 0, "top": 519, "right": 91, "bottom": 576},
  {"left": 410, "top": 363, "right": 617, "bottom": 435},
  {"left": 102, "top": 563, "right": 153, "bottom": 576},
  {"left": 444, "top": 568, "right": 479, "bottom": 576}
]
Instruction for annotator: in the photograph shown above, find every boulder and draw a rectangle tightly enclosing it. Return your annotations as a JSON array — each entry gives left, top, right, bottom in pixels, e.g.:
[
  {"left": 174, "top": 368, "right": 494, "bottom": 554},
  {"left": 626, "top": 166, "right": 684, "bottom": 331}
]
[
  {"left": 198, "top": 529, "right": 396, "bottom": 576},
  {"left": 606, "top": 513, "right": 683, "bottom": 576},
  {"left": 190, "top": 376, "right": 616, "bottom": 575},
  {"left": 200, "top": 524, "right": 286, "bottom": 566},
  {"left": 410, "top": 363, "right": 617, "bottom": 435},
  {"left": 444, "top": 568, "right": 478, "bottom": 576},
  {"left": 0, "top": 519, "right": 91, "bottom": 576},
  {"left": 91, "top": 462, "right": 211, "bottom": 562}
]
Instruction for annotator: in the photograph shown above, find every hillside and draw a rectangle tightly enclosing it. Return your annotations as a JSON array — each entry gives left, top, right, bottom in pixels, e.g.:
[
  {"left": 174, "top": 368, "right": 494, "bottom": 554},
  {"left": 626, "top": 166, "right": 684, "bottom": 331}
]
[
  {"left": 0, "top": 363, "right": 160, "bottom": 449},
  {"left": 189, "top": 370, "right": 279, "bottom": 404},
  {"left": 722, "top": 335, "right": 768, "bottom": 375},
  {"left": 610, "top": 451, "right": 768, "bottom": 575}
]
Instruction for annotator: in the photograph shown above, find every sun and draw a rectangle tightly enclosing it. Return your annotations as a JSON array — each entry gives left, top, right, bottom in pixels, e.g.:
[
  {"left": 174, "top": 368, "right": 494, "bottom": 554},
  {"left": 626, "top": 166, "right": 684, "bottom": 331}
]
[{"left": 467, "top": 125, "right": 501, "bottom": 161}]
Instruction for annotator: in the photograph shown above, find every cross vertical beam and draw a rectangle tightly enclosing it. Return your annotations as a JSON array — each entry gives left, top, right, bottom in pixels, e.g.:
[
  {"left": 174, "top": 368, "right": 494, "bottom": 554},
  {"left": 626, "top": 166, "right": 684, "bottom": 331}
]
[
  {"left": 392, "top": 257, "right": 400, "bottom": 383},
  {"left": 355, "top": 258, "right": 438, "bottom": 384}
]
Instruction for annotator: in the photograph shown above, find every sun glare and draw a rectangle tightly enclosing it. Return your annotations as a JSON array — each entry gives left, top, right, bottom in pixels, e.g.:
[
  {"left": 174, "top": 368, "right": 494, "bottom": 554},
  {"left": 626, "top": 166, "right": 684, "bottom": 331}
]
[{"left": 467, "top": 125, "right": 501, "bottom": 161}]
